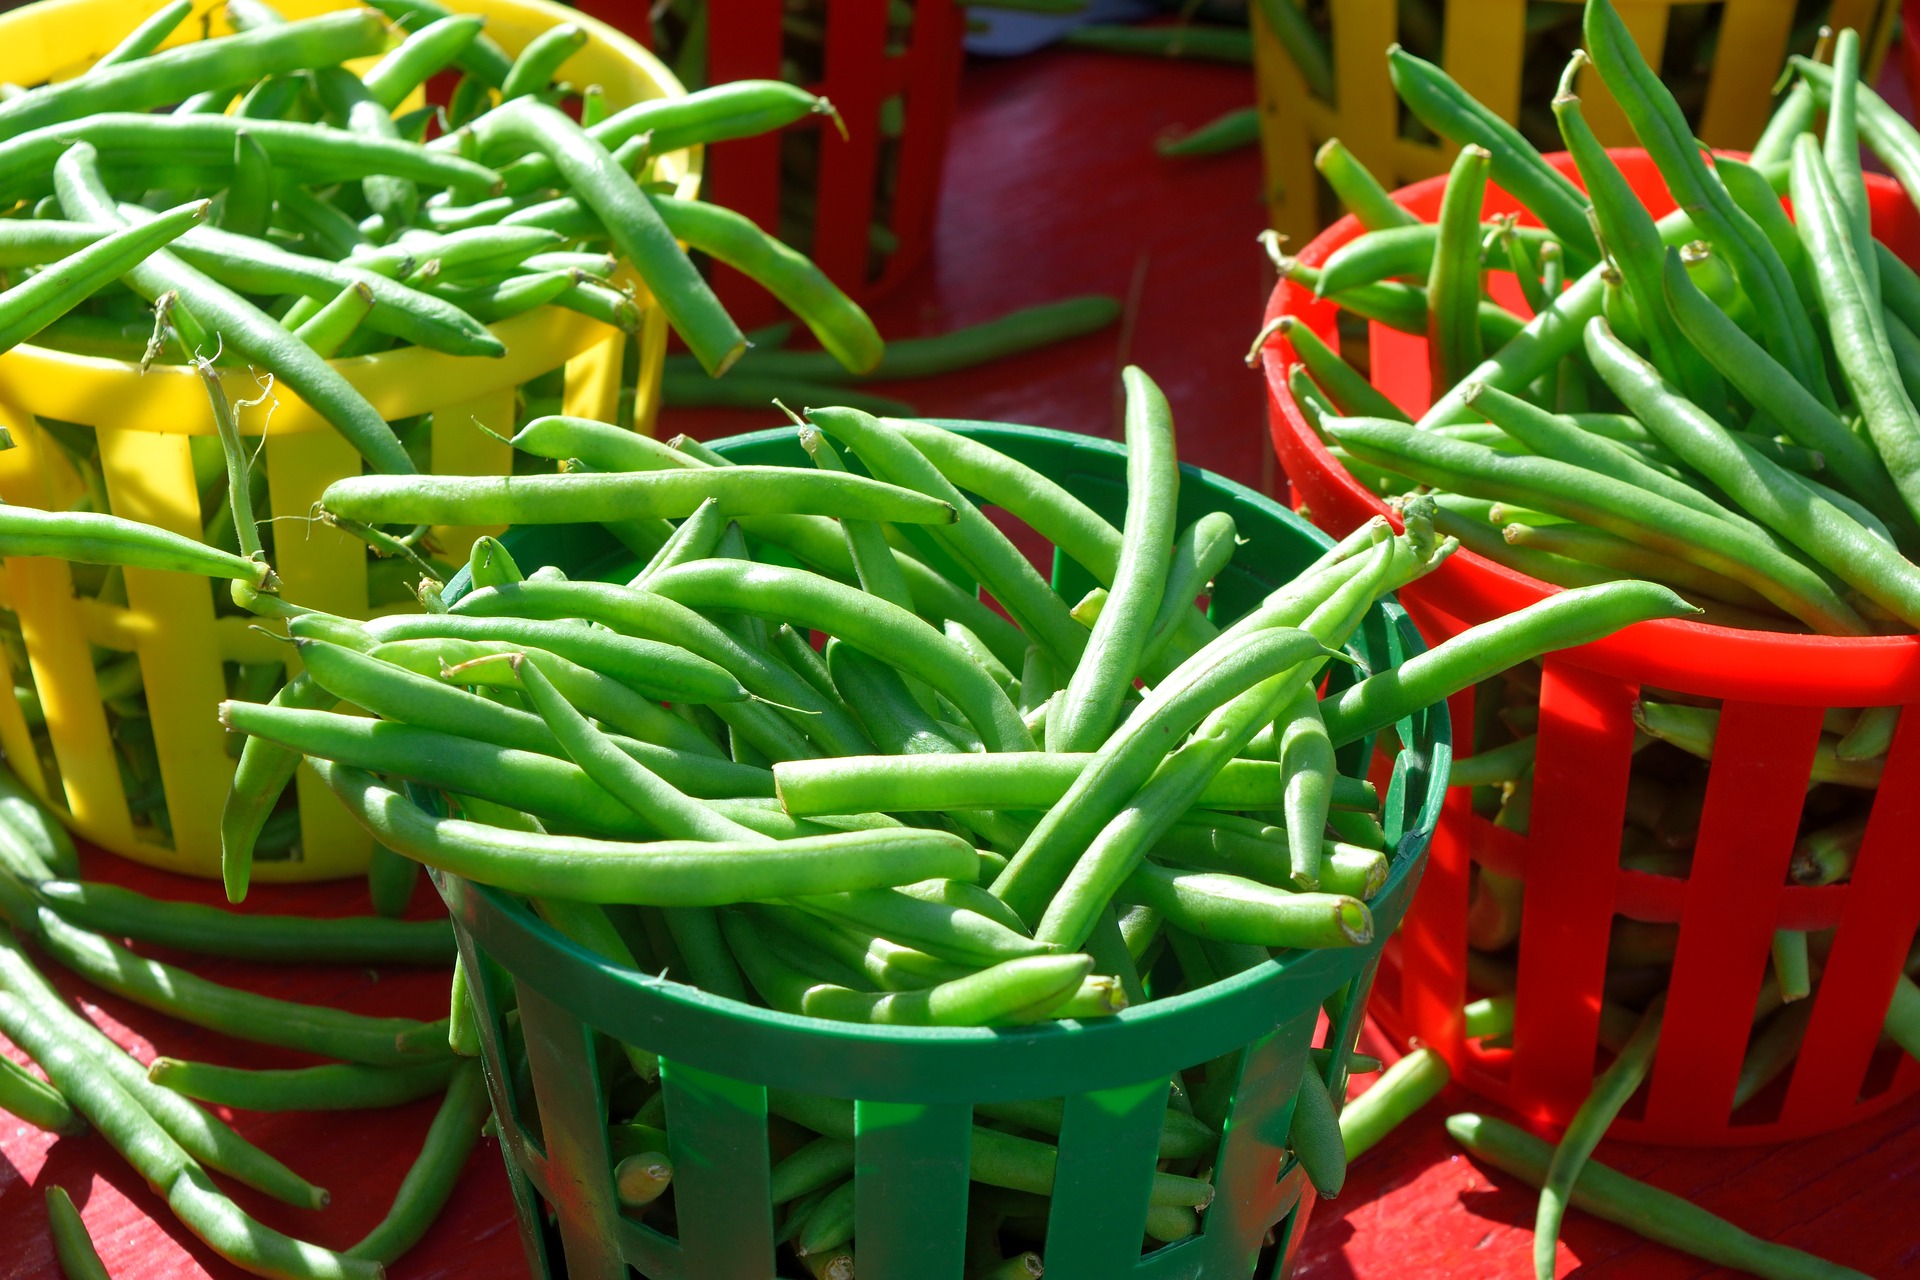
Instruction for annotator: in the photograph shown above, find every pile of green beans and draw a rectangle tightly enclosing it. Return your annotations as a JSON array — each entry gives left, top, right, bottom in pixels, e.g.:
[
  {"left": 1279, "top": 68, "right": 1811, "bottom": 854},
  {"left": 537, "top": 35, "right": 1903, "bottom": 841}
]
[
  {"left": 0, "top": 738, "right": 494, "bottom": 1279},
  {"left": 0, "top": 0, "right": 893, "bottom": 847},
  {"left": 1253, "top": 0, "right": 1837, "bottom": 159},
  {"left": 1264, "top": 7, "right": 1920, "bottom": 1276},
  {"left": 205, "top": 371, "right": 1683, "bottom": 1271}
]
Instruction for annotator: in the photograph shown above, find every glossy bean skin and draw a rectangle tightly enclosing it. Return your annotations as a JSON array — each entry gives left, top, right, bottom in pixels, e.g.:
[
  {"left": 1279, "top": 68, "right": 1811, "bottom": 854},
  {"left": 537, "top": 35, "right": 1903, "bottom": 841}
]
[
  {"left": 0, "top": 932, "right": 325, "bottom": 1210},
  {"left": 362, "top": 14, "right": 486, "bottom": 109},
  {"left": 343, "top": 1061, "right": 491, "bottom": 1266},
  {"left": 1319, "top": 580, "right": 1698, "bottom": 747},
  {"left": 1448, "top": 1113, "right": 1871, "bottom": 1280},
  {"left": 1327, "top": 419, "right": 1861, "bottom": 632},
  {"left": 0, "top": 11, "right": 387, "bottom": 135},
  {"left": 1583, "top": 0, "right": 1830, "bottom": 404},
  {"left": 55, "top": 145, "right": 415, "bottom": 475},
  {"left": 1050, "top": 367, "right": 1179, "bottom": 752},
  {"left": 307, "top": 759, "right": 976, "bottom": 905},
  {"left": 0, "top": 989, "right": 378, "bottom": 1280},
  {"left": 147, "top": 1057, "right": 458, "bottom": 1112},
  {"left": 91, "top": 0, "right": 193, "bottom": 70},
  {"left": 647, "top": 559, "right": 1033, "bottom": 753},
  {"left": 470, "top": 98, "right": 745, "bottom": 375},
  {"left": 1585, "top": 314, "right": 1920, "bottom": 627},
  {"left": 320, "top": 467, "right": 957, "bottom": 528}
]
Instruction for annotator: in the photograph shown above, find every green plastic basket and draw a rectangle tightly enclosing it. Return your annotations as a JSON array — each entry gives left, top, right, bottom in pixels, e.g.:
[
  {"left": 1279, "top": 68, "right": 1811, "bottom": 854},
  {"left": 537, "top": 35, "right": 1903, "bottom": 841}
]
[{"left": 430, "top": 421, "right": 1449, "bottom": 1280}]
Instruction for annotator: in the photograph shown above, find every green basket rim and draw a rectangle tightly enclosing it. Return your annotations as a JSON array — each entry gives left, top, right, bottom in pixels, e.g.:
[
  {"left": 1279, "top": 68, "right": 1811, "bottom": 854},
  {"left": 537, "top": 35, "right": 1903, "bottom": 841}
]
[{"left": 432, "top": 419, "right": 1450, "bottom": 1103}]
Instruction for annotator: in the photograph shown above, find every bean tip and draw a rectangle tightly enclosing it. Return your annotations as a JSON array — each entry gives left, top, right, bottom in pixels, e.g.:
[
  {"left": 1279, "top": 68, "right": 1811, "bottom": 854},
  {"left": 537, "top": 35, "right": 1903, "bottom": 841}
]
[{"left": 1337, "top": 897, "right": 1374, "bottom": 945}]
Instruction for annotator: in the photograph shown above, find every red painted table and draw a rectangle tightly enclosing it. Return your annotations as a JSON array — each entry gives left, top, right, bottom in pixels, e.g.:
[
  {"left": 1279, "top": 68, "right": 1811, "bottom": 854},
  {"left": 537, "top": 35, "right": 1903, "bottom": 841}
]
[{"left": 3, "top": 41, "right": 1917, "bottom": 1280}]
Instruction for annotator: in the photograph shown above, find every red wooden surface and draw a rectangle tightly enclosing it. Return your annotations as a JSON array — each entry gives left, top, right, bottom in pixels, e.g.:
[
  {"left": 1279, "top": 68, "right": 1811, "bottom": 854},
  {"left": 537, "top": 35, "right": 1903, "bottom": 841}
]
[{"left": 3, "top": 41, "right": 1918, "bottom": 1280}]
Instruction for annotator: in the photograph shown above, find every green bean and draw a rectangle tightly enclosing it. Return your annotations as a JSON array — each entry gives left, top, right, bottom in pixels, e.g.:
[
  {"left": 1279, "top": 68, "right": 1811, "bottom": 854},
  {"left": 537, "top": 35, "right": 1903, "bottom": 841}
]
[
  {"left": 321, "top": 465, "right": 954, "bottom": 528},
  {"left": 1157, "top": 821, "right": 1386, "bottom": 898},
  {"left": 1585, "top": 0, "right": 1829, "bottom": 403},
  {"left": 0, "top": 503, "right": 268, "bottom": 586},
  {"left": 363, "top": 14, "right": 486, "bottom": 110},
  {"left": 1274, "top": 682, "right": 1334, "bottom": 888},
  {"left": 44, "top": 1185, "right": 110, "bottom": 1280},
  {"left": 1319, "top": 579, "right": 1698, "bottom": 747},
  {"left": 307, "top": 758, "right": 974, "bottom": 904},
  {"left": 147, "top": 1057, "right": 457, "bottom": 1112},
  {"left": 771, "top": 1135, "right": 857, "bottom": 1204},
  {"left": 470, "top": 98, "right": 742, "bottom": 374},
  {"left": 1449, "top": 1112, "right": 1868, "bottom": 1279},
  {"left": 1051, "top": 367, "right": 1178, "bottom": 750},
  {"left": 615, "top": 1152, "right": 673, "bottom": 1210},
  {"left": 501, "top": 22, "right": 586, "bottom": 100},
  {"left": 0, "top": 200, "right": 206, "bottom": 352},
  {"left": 1314, "top": 222, "right": 1559, "bottom": 298},
  {"left": 1427, "top": 145, "right": 1490, "bottom": 391},
  {"left": 1263, "top": 315, "right": 1408, "bottom": 423},
  {"left": 1789, "top": 134, "right": 1920, "bottom": 529},
  {"left": 366, "top": 0, "right": 513, "bottom": 86},
  {"left": 1, "top": 1046, "right": 83, "bottom": 1134},
  {"left": 792, "top": 885, "right": 1046, "bottom": 968},
  {"left": 1537, "top": 998, "right": 1665, "bottom": 1280},
  {"left": 0, "top": 989, "right": 376, "bottom": 1279},
  {"left": 1554, "top": 54, "right": 1722, "bottom": 413},
  {"left": 647, "top": 558, "right": 1030, "bottom": 752},
  {"left": 0, "top": 10, "right": 387, "bottom": 134},
  {"left": 1662, "top": 248, "right": 1912, "bottom": 533},
  {"left": 807, "top": 408, "right": 1084, "bottom": 669},
  {"left": 289, "top": 281, "right": 375, "bottom": 358},
  {"left": 55, "top": 148, "right": 415, "bottom": 475},
  {"left": 34, "top": 877, "right": 449, "bottom": 965},
  {"left": 0, "top": 761, "right": 77, "bottom": 877},
  {"left": 800, "top": 953, "right": 1094, "bottom": 1026},
  {"left": 1824, "top": 29, "right": 1877, "bottom": 300},
  {"left": 1340, "top": 1047, "right": 1449, "bottom": 1160},
  {"left": 1254, "top": 0, "right": 1332, "bottom": 98},
  {"left": 1157, "top": 104, "right": 1260, "bottom": 156},
  {"left": 344, "top": 1060, "right": 489, "bottom": 1266},
  {"left": 363, "top": 612, "right": 746, "bottom": 704},
  {"left": 1752, "top": 79, "right": 1816, "bottom": 169},
  {"left": 93, "top": 0, "right": 193, "bottom": 71},
  {"left": 727, "top": 296, "right": 1125, "bottom": 386},
  {"left": 1327, "top": 419, "right": 1859, "bottom": 632},
  {"left": 1388, "top": 44, "right": 1596, "bottom": 267},
  {"left": 1314, "top": 139, "right": 1419, "bottom": 232},
  {"left": 446, "top": 580, "right": 865, "bottom": 755},
  {"left": 30, "top": 906, "right": 446, "bottom": 1067},
  {"left": 1289, "top": 1065, "right": 1346, "bottom": 1198},
  {"left": 1139, "top": 511, "right": 1237, "bottom": 673},
  {"left": 0, "top": 931, "right": 326, "bottom": 1209},
  {"left": 1119, "top": 862, "right": 1369, "bottom": 949},
  {"left": 123, "top": 213, "right": 503, "bottom": 357},
  {"left": 1467, "top": 384, "right": 1740, "bottom": 529},
  {"left": 495, "top": 80, "right": 830, "bottom": 196},
  {"left": 1587, "top": 312, "right": 1920, "bottom": 626},
  {"left": 0, "top": 112, "right": 498, "bottom": 201},
  {"left": 1634, "top": 699, "right": 1882, "bottom": 787},
  {"left": 660, "top": 369, "right": 913, "bottom": 416},
  {"left": 1062, "top": 23, "right": 1251, "bottom": 63}
]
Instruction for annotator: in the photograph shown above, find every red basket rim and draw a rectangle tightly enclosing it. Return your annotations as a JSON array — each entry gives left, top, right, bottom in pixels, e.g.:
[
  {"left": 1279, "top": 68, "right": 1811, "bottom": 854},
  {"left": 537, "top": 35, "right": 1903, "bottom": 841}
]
[{"left": 1260, "top": 149, "right": 1920, "bottom": 706}]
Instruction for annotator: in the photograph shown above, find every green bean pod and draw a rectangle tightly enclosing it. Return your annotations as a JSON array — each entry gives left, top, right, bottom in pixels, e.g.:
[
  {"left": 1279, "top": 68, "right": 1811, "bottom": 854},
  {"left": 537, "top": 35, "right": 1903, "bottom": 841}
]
[
  {"left": 147, "top": 1057, "right": 458, "bottom": 1112},
  {"left": 91, "top": 0, "right": 193, "bottom": 70},
  {"left": 1427, "top": 145, "right": 1491, "bottom": 392},
  {"left": 1314, "top": 139, "right": 1420, "bottom": 231},
  {"left": 471, "top": 98, "right": 744, "bottom": 374},
  {"left": 1340, "top": 1047, "right": 1449, "bottom": 1160},
  {"left": 1448, "top": 1112, "right": 1869, "bottom": 1280},
  {"left": 344, "top": 1060, "right": 491, "bottom": 1266},
  {"left": 308, "top": 758, "right": 976, "bottom": 905},
  {"left": 1326, "top": 419, "right": 1858, "bottom": 632},
  {"left": 0, "top": 1048, "right": 83, "bottom": 1135},
  {"left": 0, "top": 10, "right": 388, "bottom": 134},
  {"left": 320, "top": 466, "right": 955, "bottom": 528},
  {"left": 1318, "top": 579, "right": 1699, "bottom": 747}
]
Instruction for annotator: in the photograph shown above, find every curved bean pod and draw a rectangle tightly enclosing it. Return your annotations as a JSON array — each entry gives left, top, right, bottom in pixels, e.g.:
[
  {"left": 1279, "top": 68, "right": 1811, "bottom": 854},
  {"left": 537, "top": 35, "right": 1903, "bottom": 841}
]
[
  {"left": 147, "top": 1057, "right": 458, "bottom": 1112},
  {"left": 310, "top": 759, "right": 975, "bottom": 904}
]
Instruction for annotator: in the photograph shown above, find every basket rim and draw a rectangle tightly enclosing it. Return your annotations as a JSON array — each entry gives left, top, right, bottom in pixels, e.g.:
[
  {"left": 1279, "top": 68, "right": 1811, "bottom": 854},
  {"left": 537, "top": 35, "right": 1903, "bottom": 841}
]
[
  {"left": 430, "top": 418, "right": 1449, "bottom": 1102},
  {"left": 1261, "top": 147, "right": 1920, "bottom": 702}
]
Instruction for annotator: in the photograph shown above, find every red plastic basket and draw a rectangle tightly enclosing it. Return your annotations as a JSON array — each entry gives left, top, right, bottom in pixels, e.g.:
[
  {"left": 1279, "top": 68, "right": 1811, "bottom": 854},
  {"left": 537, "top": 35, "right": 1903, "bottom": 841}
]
[
  {"left": 585, "top": 0, "right": 965, "bottom": 328},
  {"left": 1259, "top": 149, "right": 1920, "bottom": 1145}
]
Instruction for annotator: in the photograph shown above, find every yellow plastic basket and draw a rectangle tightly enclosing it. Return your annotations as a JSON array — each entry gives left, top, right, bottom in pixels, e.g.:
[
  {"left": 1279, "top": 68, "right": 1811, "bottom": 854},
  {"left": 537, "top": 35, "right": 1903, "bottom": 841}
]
[
  {"left": 1253, "top": 0, "right": 1898, "bottom": 244},
  {"left": 0, "top": 0, "right": 697, "bottom": 881}
]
